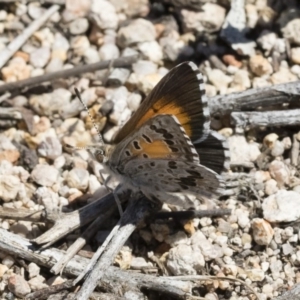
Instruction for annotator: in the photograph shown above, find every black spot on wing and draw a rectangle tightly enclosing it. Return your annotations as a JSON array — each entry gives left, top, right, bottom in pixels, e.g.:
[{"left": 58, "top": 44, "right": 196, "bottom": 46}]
[
  {"left": 168, "top": 161, "right": 177, "bottom": 169},
  {"left": 165, "top": 140, "right": 174, "bottom": 145},
  {"left": 179, "top": 183, "right": 189, "bottom": 190},
  {"left": 179, "top": 176, "right": 197, "bottom": 187},
  {"left": 133, "top": 141, "right": 141, "bottom": 150},
  {"left": 186, "top": 169, "right": 202, "bottom": 177},
  {"left": 156, "top": 128, "right": 168, "bottom": 134},
  {"left": 169, "top": 146, "right": 179, "bottom": 153},
  {"left": 152, "top": 127, "right": 174, "bottom": 139},
  {"left": 142, "top": 134, "right": 152, "bottom": 143},
  {"left": 163, "top": 133, "right": 173, "bottom": 139}
]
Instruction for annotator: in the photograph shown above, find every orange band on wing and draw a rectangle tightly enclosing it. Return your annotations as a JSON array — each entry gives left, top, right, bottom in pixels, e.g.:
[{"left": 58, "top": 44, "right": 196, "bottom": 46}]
[
  {"left": 129, "top": 139, "right": 171, "bottom": 159},
  {"left": 136, "top": 98, "right": 192, "bottom": 137}
]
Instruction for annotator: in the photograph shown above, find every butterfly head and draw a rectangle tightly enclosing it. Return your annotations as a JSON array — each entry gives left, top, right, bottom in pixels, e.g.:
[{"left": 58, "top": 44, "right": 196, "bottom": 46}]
[{"left": 86, "top": 144, "right": 114, "bottom": 164}]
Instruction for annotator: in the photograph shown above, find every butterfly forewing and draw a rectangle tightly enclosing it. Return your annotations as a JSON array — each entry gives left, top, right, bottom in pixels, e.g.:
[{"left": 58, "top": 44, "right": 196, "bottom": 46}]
[{"left": 113, "top": 61, "right": 210, "bottom": 144}]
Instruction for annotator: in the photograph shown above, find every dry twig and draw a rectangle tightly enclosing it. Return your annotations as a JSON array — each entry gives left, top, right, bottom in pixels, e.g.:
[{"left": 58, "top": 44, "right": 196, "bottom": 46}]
[
  {"left": 0, "top": 228, "right": 195, "bottom": 299},
  {"left": 231, "top": 109, "right": 300, "bottom": 128},
  {"left": 291, "top": 134, "right": 300, "bottom": 166},
  {"left": 0, "top": 207, "right": 57, "bottom": 223},
  {"left": 73, "top": 196, "right": 154, "bottom": 300},
  {"left": 210, "top": 80, "right": 300, "bottom": 115},
  {"left": 0, "top": 5, "right": 60, "bottom": 69},
  {"left": 0, "top": 56, "right": 138, "bottom": 94},
  {"left": 33, "top": 192, "right": 117, "bottom": 248}
]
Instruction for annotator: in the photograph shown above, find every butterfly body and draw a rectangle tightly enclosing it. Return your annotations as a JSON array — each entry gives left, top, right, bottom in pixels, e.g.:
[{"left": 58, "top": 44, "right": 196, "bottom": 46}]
[{"left": 90, "top": 61, "right": 228, "bottom": 208}]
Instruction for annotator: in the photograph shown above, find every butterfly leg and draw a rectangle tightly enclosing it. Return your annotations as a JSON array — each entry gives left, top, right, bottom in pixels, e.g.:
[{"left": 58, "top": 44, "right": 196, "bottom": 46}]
[
  {"left": 100, "top": 172, "right": 124, "bottom": 216},
  {"left": 112, "top": 184, "right": 124, "bottom": 216}
]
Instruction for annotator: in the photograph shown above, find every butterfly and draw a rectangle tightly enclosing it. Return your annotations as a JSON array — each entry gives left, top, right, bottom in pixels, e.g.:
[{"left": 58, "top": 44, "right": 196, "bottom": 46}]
[{"left": 78, "top": 61, "right": 229, "bottom": 209}]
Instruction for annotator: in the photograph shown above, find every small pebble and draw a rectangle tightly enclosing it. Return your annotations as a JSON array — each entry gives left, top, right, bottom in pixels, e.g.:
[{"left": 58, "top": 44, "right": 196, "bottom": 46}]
[
  {"left": 99, "top": 43, "right": 120, "bottom": 60},
  {"left": 66, "top": 168, "right": 89, "bottom": 191},
  {"left": 263, "top": 190, "right": 300, "bottom": 222},
  {"left": 249, "top": 54, "right": 273, "bottom": 76},
  {"left": 31, "top": 164, "right": 59, "bottom": 187},
  {"left": 269, "top": 160, "right": 290, "bottom": 187},
  {"left": 90, "top": 0, "right": 118, "bottom": 30},
  {"left": 271, "top": 140, "right": 285, "bottom": 157},
  {"left": 263, "top": 133, "right": 279, "bottom": 148},
  {"left": 8, "top": 274, "right": 31, "bottom": 298},
  {"left": 0, "top": 264, "right": 8, "bottom": 277},
  {"left": 69, "top": 18, "right": 89, "bottom": 35},
  {"left": 29, "top": 47, "right": 51, "bottom": 68},
  {"left": 37, "top": 136, "right": 62, "bottom": 160},
  {"left": 28, "top": 275, "right": 48, "bottom": 291},
  {"left": 252, "top": 218, "right": 274, "bottom": 245},
  {"left": 28, "top": 263, "right": 40, "bottom": 279},
  {"left": 265, "top": 179, "right": 278, "bottom": 196},
  {"left": 207, "top": 69, "right": 232, "bottom": 94},
  {"left": 117, "top": 18, "right": 156, "bottom": 48}
]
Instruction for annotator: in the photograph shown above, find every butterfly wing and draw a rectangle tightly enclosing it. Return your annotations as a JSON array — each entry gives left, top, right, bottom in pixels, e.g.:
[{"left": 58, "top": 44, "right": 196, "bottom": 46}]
[
  {"left": 124, "top": 159, "right": 225, "bottom": 202},
  {"left": 109, "top": 114, "right": 200, "bottom": 169},
  {"left": 113, "top": 61, "right": 210, "bottom": 144},
  {"left": 108, "top": 115, "right": 224, "bottom": 206},
  {"left": 195, "top": 131, "right": 230, "bottom": 174}
]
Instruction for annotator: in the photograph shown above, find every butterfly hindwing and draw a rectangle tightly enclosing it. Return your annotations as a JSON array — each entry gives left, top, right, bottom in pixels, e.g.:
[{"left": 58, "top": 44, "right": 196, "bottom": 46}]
[
  {"left": 124, "top": 159, "right": 224, "bottom": 205},
  {"left": 109, "top": 114, "right": 200, "bottom": 169},
  {"left": 195, "top": 131, "right": 230, "bottom": 175},
  {"left": 107, "top": 114, "right": 224, "bottom": 206},
  {"left": 113, "top": 62, "right": 210, "bottom": 144}
]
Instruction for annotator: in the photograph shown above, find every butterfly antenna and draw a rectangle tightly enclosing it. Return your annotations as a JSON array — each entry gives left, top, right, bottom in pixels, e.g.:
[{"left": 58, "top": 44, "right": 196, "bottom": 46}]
[{"left": 74, "top": 88, "right": 104, "bottom": 145}]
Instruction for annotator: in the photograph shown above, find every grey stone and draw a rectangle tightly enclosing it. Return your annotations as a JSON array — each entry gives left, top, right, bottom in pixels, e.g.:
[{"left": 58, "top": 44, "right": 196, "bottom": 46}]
[
  {"left": 37, "top": 136, "right": 62, "bottom": 160},
  {"left": 30, "top": 47, "right": 51, "bottom": 68},
  {"left": 69, "top": 17, "right": 89, "bottom": 35},
  {"left": 31, "top": 164, "right": 59, "bottom": 187},
  {"left": 117, "top": 18, "right": 156, "bottom": 48}
]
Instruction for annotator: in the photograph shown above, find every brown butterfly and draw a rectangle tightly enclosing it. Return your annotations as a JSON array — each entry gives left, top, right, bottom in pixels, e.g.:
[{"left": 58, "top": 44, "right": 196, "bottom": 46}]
[{"left": 78, "top": 61, "right": 229, "bottom": 209}]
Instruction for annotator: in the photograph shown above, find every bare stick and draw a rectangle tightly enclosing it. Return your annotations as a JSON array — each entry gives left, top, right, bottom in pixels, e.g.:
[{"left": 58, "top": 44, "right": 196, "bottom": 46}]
[
  {"left": 0, "top": 207, "right": 57, "bottom": 223},
  {"left": 1, "top": 228, "right": 263, "bottom": 300},
  {"left": 0, "top": 228, "right": 193, "bottom": 299},
  {"left": 167, "top": 275, "right": 259, "bottom": 300},
  {"left": 33, "top": 192, "right": 117, "bottom": 247},
  {"left": 209, "top": 80, "right": 300, "bottom": 115},
  {"left": 73, "top": 221, "right": 121, "bottom": 285},
  {"left": 25, "top": 280, "right": 73, "bottom": 300},
  {"left": 0, "top": 56, "right": 138, "bottom": 94},
  {"left": 0, "top": 92, "right": 11, "bottom": 104},
  {"left": 0, "top": 107, "right": 23, "bottom": 120},
  {"left": 0, "top": 5, "right": 60, "bottom": 69},
  {"left": 0, "top": 0, "right": 65, "bottom": 3},
  {"left": 50, "top": 207, "right": 116, "bottom": 275},
  {"left": 231, "top": 109, "right": 300, "bottom": 128},
  {"left": 291, "top": 134, "right": 300, "bottom": 166},
  {"left": 74, "top": 197, "right": 153, "bottom": 300}
]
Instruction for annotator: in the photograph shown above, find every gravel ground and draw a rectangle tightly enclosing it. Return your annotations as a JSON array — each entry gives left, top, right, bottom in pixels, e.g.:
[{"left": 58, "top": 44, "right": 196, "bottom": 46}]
[{"left": 0, "top": 0, "right": 300, "bottom": 299}]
